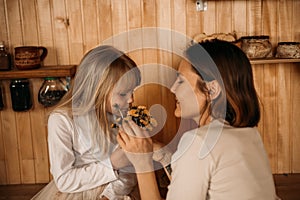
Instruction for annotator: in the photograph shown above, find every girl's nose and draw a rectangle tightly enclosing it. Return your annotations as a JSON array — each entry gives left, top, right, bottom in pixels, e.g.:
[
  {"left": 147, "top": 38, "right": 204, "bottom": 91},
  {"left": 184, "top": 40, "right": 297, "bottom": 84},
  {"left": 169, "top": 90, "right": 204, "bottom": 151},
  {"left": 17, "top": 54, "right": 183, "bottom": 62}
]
[
  {"left": 127, "top": 95, "right": 134, "bottom": 104},
  {"left": 170, "top": 82, "right": 177, "bottom": 94}
]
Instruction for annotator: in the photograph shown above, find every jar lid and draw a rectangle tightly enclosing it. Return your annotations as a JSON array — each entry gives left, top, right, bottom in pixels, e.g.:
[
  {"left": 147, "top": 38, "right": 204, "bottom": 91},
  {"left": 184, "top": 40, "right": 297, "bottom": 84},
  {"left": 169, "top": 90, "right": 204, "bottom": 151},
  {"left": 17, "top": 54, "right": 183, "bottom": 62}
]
[
  {"left": 44, "top": 77, "right": 58, "bottom": 80},
  {"left": 278, "top": 42, "right": 300, "bottom": 45}
]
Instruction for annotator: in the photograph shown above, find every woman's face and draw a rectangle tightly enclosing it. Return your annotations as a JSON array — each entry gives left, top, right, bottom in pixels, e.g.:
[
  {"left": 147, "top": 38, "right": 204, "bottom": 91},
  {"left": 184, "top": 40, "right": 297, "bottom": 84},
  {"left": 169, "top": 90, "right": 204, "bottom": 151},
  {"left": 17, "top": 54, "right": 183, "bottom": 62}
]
[{"left": 170, "top": 59, "right": 207, "bottom": 122}]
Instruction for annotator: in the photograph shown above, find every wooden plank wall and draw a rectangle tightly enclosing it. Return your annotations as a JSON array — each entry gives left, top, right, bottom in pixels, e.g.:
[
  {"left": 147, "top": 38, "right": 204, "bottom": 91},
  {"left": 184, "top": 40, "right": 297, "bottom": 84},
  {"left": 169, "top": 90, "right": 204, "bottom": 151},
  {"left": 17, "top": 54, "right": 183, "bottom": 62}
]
[{"left": 0, "top": 0, "right": 299, "bottom": 184}]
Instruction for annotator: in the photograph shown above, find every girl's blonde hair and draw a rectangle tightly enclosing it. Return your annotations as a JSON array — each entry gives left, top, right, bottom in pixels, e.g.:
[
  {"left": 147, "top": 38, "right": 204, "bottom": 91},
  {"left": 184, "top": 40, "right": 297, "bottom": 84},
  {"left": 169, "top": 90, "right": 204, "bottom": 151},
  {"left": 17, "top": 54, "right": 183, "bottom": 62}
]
[{"left": 53, "top": 45, "right": 141, "bottom": 154}]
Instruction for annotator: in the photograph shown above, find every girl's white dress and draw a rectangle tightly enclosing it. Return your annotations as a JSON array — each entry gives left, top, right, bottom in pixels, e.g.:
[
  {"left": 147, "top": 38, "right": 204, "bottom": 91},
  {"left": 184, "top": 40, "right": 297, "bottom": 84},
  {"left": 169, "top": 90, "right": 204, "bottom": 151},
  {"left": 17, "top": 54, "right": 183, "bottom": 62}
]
[{"left": 31, "top": 112, "right": 139, "bottom": 200}]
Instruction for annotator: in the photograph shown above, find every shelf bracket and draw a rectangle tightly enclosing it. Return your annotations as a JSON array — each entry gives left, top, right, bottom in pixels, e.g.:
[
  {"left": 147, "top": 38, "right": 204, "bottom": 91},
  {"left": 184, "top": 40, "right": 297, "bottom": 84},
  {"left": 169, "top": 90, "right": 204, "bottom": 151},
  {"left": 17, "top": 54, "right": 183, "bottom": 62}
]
[{"left": 196, "top": 0, "right": 207, "bottom": 11}]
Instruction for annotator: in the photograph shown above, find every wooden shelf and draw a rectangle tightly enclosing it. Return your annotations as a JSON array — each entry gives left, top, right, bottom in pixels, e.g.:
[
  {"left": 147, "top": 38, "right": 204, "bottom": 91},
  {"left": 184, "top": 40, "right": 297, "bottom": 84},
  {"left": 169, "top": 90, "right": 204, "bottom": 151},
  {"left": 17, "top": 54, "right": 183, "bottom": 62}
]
[
  {"left": 250, "top": 58, "right": 300, "bottom": 65},
  {"left": 0, "top": 59, "right": 298, "bottom": 80},
  {"left": 0, "top": 65, "right": 77, "bottom": 79}
]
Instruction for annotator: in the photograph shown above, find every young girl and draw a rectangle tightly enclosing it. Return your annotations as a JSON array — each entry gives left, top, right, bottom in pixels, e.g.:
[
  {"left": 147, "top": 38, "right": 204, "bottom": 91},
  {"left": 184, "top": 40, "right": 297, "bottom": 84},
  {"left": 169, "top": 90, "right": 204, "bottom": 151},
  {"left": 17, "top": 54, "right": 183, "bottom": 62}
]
[
  {"left": 117, "top": 40, "right": 279, "bottom": 200},
  {"left": 32, "top": 45, "right": 141, "bottom": 200}
]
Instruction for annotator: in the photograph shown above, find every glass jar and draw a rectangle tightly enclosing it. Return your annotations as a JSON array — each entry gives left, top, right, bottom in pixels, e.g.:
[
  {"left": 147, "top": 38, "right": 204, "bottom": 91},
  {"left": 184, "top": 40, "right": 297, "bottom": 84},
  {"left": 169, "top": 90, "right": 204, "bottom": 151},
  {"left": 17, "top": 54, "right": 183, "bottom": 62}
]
[
  {"left": 38, "top": 77, "right": 68, "bottom": 107},
  {"left": 0, "top": 41, "right": 12, "bottom": 71},
  {"left": 10, "top": 79, "right": 32, "bottom": 111}
]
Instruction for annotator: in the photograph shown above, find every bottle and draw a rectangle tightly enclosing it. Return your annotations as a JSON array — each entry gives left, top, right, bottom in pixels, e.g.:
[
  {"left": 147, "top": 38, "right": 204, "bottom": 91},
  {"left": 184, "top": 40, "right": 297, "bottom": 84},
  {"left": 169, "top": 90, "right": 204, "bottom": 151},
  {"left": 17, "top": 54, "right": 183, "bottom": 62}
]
[
  {"left": 38, "top": 77, "right": 68, "bottom": 107},
  {"left": 0, "top": 41, "right": 12, "bottom": 71},
  {"left": 10, "top": 79, "right": 33, "bottom": 111}
]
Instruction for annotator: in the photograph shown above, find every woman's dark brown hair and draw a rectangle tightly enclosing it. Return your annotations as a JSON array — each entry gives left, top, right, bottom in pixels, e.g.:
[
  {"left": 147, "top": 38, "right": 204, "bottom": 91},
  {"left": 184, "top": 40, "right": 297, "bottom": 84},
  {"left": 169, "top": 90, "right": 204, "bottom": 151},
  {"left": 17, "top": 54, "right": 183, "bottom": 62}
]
[{"left": 185, "top": 39, "right": 260, "bottom": 127}]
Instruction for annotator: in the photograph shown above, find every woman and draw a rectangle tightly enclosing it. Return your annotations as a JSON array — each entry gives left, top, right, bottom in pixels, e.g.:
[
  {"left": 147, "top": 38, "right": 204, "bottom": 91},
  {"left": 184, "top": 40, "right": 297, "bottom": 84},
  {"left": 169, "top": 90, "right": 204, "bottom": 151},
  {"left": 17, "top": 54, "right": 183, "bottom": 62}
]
[
  {"left": 117, "top": 40, "right": 278, "bottom": 199},
  {"left": 32, "top": 45, "right": 141, "bottom": 200}
]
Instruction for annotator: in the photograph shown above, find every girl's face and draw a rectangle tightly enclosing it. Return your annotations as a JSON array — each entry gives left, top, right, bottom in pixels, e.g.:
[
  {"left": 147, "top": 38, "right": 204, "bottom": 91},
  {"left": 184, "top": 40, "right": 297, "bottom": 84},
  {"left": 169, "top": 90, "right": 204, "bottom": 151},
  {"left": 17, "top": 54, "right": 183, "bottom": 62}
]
[
  {"left": 170, "top": 59, "right": 207, "bottom": 123},
  {"left": 107, "top": 82, "right": 136, "bottom": 118}
]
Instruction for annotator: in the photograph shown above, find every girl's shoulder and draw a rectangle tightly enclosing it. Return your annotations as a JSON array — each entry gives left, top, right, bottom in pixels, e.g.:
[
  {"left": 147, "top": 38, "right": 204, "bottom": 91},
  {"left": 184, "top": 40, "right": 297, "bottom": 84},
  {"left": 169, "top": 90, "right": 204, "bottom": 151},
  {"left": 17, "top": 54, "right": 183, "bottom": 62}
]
[{"left": 48, "top": 110, "right": 73, "bottom": 127}]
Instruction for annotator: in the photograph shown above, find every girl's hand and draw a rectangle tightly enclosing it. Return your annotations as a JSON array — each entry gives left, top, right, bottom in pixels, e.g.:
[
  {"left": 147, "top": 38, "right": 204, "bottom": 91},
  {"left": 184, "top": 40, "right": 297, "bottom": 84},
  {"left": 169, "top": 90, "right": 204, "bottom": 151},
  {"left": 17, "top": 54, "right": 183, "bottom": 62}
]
[
  {"left": 110, "top": 147, "right": 131, "bottom": 170},
  {"left": 117, "top": 120, "right": 154, "bottom": 172}
]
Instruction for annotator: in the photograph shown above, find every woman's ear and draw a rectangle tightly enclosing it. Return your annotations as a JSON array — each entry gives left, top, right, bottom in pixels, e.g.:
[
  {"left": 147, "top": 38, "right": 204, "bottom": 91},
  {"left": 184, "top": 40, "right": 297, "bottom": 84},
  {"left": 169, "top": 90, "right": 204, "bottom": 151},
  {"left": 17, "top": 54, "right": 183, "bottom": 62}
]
[{"left": 206, "top": 80, "right": 221, "bottom": 100}]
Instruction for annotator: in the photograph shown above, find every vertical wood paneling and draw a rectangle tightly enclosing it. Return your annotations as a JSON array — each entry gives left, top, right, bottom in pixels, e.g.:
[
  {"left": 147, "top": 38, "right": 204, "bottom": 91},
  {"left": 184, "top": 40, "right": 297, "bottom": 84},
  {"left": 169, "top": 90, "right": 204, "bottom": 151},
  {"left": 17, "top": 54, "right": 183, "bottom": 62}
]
[
  {"left": 186, "top": 0, "right": 201, "bottom": 38},
  {"left": 6, "top": 0, "right": 23, "bottom": 48},
  {"left": 156, "top": 0, "right": 177, "bottom": 143},
  {"left": 262, "top": 63, "right": 278, "bottom": 173},
  {"left": 232, "top": 0, "right": 247, "bottom": 37},
  {"left": 126, "top": 0, "right": 145, "bottom": 105},
  {"left": 252, "top": 66, "right": 264, "bottom": 140},
  {"left": 140, "top": 0, "right": 160, "bottom": 116},
  {"left": 30, "top": 78, "right": 49, "bottom": 183},
  {"left": 20, "top": 0, "right": 39, "bottom": 44},
  {"left": 215, "top": 1, "right": 232, "bottom": 33},
  {"left": 66, "top": 0, "right": 84, "bottom": 64},
  {"left": 52, "top": 0, "right": 70, "bottom": 64},
  {"left": 276, "top": 1, "right": 293, "bottom": 173},
  {"left": 0, "top": 82, "right": 7, "bottom": 184},
  {"left": 246, "top": 0, "right": 262, "bottom": 35},
  {"left": 291, "top": 0, "right": 300, "bottom": 173},
  {"left": 81, "top": 0, "right": 99, "bottom": 53},
  {"left": 262, "top": 0, "right": 279, "bottom": 173},
  {"left": 291, "top": 65, "right": 300, "bottom": 173},
  {"left": 36, "top": 0, "right": 57, "bottom": 65},
  {"left": 202, "top": 0, "right": 216, "bottom": 35},
  {"left": 0, "top": 0, "right": 299, "bottom": 184},
  {"left": 97, "top": 0, "right": 113, "bottom": 43},
  {"left": 0, "top": 0, "right": 8, "bottom": 43},
  {"left": 16, "top": 111, "right": 35, "bottom": 183},
  {"left": 111, "top": 0, "right": 128, "bottom": 51},
  {"left": 1, "top": 80, "right": 21, "bottom": 184},
  {"left": 276, "top": 63, "right": 291, "bottom": 173}
]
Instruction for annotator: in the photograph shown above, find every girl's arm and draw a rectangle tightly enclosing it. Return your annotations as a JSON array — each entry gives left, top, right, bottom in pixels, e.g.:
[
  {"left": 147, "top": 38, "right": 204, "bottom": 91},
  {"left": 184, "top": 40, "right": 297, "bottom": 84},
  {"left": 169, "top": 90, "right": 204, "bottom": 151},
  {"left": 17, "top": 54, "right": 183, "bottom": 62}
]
[{"left": 48, "top": 113, "right": 118, "bottom": 193}]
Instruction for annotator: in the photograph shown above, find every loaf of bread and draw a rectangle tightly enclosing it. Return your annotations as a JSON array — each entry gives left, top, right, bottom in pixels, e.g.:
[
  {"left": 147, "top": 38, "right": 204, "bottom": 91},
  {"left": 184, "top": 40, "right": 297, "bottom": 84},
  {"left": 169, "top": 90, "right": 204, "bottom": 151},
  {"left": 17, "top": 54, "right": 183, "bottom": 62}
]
[
  {"left": 240, "top": 36, "right": 273, "bottom": 58},
  {"left": 276, "top": 42, "right": 300, "bottom": 58},
  {"left": 193, "top": 32, "right": 237, "bottom": 43}
]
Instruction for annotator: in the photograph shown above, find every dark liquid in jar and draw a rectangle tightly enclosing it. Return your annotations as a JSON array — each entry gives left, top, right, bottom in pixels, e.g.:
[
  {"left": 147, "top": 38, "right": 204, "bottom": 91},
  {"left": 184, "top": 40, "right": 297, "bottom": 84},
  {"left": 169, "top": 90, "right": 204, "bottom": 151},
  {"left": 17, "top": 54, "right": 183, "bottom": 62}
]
[
  {"left": 38, "top": 90, "right": 67, "bottom": 107},
  {"left": 0, "top": 55, "right": 11, "bottom": 71},
  {"left": 10, "top": 80, "right": 32, "bottom": 111}
]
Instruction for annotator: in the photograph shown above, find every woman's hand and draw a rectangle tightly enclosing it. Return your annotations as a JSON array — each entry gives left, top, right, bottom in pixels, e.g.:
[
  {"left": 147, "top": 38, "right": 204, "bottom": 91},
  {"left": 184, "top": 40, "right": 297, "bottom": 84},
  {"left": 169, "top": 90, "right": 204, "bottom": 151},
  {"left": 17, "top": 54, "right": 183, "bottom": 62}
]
[{"left": 117, "top": 120, "right": 154, "bottom": 172}]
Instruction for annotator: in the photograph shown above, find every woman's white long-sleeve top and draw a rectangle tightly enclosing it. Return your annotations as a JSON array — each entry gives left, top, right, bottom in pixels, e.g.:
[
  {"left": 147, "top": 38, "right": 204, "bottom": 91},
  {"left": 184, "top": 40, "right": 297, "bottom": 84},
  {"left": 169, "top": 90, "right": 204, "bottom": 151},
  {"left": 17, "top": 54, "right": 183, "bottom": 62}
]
[{"left": 167, "top": 120, "right": 277, "bottom": 200}]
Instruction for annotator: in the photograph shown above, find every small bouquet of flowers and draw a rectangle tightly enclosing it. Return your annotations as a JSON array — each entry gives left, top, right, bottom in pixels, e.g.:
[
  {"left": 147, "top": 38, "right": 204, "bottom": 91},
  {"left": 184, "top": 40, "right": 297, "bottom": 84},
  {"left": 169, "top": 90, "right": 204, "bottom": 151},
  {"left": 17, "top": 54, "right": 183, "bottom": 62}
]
[{"left": 112, "top": 105, "right": 157, "bottom": 131}]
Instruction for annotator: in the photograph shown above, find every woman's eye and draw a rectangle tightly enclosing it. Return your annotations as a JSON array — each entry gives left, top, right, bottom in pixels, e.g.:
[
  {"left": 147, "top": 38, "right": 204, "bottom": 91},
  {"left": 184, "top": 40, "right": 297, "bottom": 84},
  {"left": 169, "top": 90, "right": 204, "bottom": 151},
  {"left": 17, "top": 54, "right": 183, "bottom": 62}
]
[{"left": 119, "top": 93, "right": 127, "bottom": 97}]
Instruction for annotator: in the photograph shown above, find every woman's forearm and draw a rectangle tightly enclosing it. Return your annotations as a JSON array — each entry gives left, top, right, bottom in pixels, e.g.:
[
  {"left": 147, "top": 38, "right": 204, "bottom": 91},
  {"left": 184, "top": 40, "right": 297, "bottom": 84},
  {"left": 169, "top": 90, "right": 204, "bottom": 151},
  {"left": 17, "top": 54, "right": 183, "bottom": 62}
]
[{"left": 136, "top": 171, "right": 163, "bottom": 200}]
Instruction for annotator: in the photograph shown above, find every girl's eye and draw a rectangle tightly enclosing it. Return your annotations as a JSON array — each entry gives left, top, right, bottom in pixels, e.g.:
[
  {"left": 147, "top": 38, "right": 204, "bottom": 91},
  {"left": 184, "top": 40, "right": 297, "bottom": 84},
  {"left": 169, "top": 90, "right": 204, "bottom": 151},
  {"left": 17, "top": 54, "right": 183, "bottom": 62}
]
[
  {"left": 119, "top": 90, "right": 133, "bottom": 97},
  {"left": 177, "top": 76, "right": 184, "bottom": 84}
]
